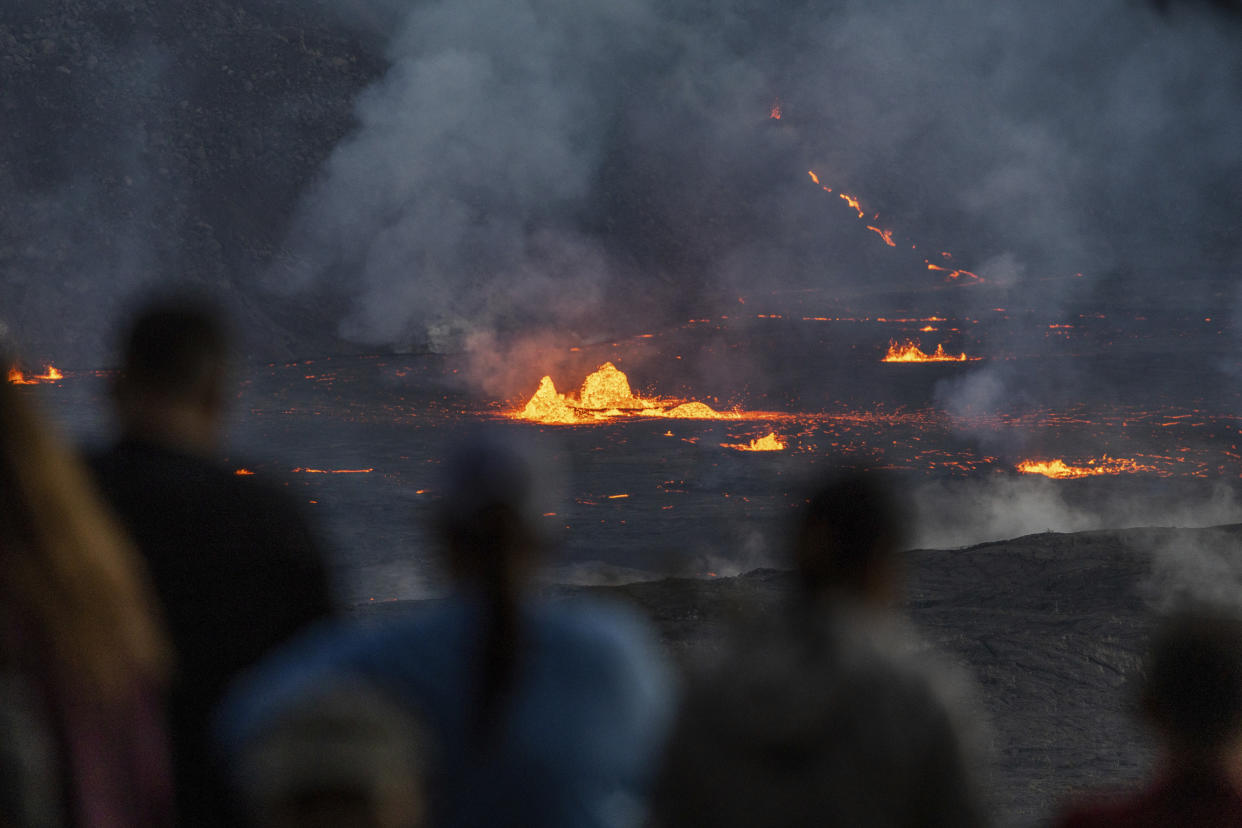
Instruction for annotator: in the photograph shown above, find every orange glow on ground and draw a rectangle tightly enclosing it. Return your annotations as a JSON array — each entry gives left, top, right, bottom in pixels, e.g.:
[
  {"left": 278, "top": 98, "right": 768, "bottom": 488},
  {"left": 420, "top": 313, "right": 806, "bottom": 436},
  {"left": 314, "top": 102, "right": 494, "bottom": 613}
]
[
  {"left": 234, "top": 468, "right": 256, "bottom": 476},
  {"left": 721, "top": 432, "right": 787, "bottom": 452},
  {"left": 839, "top": 193, "right": 864, "bottom": 218},
  {"left": 1016, "top": 457, "right": 1154, "bottom": 479},
  {"left": 291, "top": 467, "right": 375, "bottom": 474},
  {"left": 866, "top": 225, "right": 896, "bottom": 247},
  {"left": 511, "top": 362, "right": 770, "bottom": 425},
  {"left": 926, "top": 262, "right": 984, "bottom": 284},
  {"left": 8, "top": 365, "right": 64, "bottom": 384},
  {"left": 882, "top": 341, "right": 980, "bottom": 363}
]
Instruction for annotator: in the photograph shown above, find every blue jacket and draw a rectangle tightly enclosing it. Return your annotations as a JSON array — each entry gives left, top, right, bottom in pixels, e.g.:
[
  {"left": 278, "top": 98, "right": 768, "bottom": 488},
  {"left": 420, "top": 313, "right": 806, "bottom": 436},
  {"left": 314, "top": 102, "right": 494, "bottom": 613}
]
[{"left": 217, "top": 591, "right": 675, "bottom": 828}]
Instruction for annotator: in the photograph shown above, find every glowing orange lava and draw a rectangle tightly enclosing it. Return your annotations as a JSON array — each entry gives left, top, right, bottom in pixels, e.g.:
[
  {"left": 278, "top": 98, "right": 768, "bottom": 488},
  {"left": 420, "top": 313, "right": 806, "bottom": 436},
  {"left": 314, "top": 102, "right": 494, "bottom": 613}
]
[
  {"left": 1016, "top": 457, "right": 1153, "bottom": 479},
  {"left": 291, "top": 467, "right": 375, "bottom": 474},
  {"left": 577, "top": 362, "right": 653, "bottom": 411},
  {"left": 926, "top": 262, "right": 983, "bottom": 284},
  {"left": 234, "top": 468, "right": 256, "bottom": 476},
  {"left": 866, "top": 225, "right": 896, "bottom": 247},
  {"left": 798, "top": 161, "right": 985, "bottom": 285},
  {"left": 721, "top": 432, "right": 787, "bottom": 452},
  {"left": 7, "top": 365, "right": 63, "bottom": 384},
  {"left": 512, "top": 362, "right": 749, "bottom": 424},
  {"left": 840, "top": 193, "right": 864, "bottom": 218},
  {"left": 769, "top": 99, "right": 782, "bottom": 120},
  {"left": 882, "top": 341, "right": 979, "bottom": 363}
]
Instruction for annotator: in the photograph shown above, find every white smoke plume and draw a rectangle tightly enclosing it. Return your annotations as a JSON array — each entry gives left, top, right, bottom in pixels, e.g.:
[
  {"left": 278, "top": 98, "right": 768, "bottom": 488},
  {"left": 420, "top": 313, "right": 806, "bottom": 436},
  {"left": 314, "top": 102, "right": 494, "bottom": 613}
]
[{"left": 274, "top": 0, "right": 1242, "bottom": 366}]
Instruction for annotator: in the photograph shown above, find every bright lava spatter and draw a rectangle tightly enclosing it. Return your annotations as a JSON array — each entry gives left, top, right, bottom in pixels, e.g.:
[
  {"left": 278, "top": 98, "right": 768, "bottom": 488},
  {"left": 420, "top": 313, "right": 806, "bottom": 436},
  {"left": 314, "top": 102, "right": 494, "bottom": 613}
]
[
  {"left": 7, "top": 365, "right": 64, "bottom": 384},
  {"left": 1016, "top": 457, "right": 1156, "bottom": 479},
  {"left": 882, "top": 340, "right": 980, "bottom": 363},
  {"left": 721, "top": 432, "right": 787, "bottom": 452},
  {"left": 803, "top": 163, "right": 984, "bottom": 285},
  {"left": 513, "top": 362, "right": 773, "bottom": 425}
]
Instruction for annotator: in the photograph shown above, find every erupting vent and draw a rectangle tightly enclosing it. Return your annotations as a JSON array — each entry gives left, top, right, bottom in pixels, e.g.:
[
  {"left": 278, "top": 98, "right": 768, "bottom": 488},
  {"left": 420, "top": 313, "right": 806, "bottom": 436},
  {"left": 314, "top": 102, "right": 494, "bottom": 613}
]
[
  {"left": 1016, "top": 457, "right": 1157, "bottom": 479},
  {"left": 513, "top": 362, "right": 752, "bottom": 424},
  {"left": 721, "top": 432, "right": 787, "bottom": 452},
  {"left": 882, "top": 341, "right": 979, "bottom": 363},
  {"left": 7, "top": 365, "right": 64, "bottom": 385}
]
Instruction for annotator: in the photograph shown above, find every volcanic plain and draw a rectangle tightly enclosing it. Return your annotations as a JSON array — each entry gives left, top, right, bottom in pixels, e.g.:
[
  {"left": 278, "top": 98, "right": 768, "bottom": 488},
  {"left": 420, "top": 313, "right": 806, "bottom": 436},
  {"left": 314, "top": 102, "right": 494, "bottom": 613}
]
[{"left": 357, "top": 522, "right": 1242, "bottom": 828}]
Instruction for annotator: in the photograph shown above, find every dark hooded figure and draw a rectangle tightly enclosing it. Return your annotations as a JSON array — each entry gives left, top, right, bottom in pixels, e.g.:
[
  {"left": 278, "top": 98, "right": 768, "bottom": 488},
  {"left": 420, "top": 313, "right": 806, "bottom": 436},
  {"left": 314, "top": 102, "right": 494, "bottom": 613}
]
[
  {"left": 653, "top": 470, "right": 988, "bottom": 828},
  {"left": 88, "top": 298, "right": 334, "bottom": 828}
]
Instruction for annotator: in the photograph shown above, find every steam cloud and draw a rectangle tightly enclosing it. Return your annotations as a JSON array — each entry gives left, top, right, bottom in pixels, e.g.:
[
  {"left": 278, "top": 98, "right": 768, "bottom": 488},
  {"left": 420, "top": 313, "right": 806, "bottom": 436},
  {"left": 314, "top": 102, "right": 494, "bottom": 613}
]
[
  {"left": 276, "top": 0, "right": 1241, "bottom": 363},
  {"left": 3, "top": 0, "right": 1239, "bottom": 369}
]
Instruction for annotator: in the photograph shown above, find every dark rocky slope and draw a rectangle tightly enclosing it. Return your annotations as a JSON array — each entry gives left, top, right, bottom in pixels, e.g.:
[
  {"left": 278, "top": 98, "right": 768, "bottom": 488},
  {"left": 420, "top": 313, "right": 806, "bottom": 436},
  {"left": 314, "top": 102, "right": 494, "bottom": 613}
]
[{"left": 358, "top": 523, "right": 1242, "bottom": 826}]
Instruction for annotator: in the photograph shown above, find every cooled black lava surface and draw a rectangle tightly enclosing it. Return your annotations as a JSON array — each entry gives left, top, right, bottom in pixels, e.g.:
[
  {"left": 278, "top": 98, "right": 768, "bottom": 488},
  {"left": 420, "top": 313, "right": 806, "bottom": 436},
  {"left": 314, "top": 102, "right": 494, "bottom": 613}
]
[{"left": 356, "top": 523, "right": 1242, "bottom": 827}]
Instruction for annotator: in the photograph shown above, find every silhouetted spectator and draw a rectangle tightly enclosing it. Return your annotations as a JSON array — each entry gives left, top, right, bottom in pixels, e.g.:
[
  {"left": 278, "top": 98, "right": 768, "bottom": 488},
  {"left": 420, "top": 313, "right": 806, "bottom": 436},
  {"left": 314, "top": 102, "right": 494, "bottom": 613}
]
[
  {"left": 2, "top": 364, "right": 173, "bottom": 828},
  {"left": 653, "top": 471, "right": 988, "bottom": 828},
  {"left": 1053, "top": 609, "right": 1242, "bottom": 826},
  {"left": 217, "top": 431, "right": 674, "bottom": 828},
  {"left": 88, "top": 299, "right": 334, "bottom": 828},
  {"left": 236, "top": 678, "right": 428, "bottom": 828}
]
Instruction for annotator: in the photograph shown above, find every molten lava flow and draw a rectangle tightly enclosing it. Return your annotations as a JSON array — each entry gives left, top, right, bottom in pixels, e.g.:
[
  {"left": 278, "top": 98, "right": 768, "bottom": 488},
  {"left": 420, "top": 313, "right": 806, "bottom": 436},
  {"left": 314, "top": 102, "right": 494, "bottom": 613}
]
[
  {"left": 769, "top": 99, "right": 782, "bottom": 120},
  {"left": 7, "top": 364, "right": 63, "bottom": 384},
  {"left": 840, "top": 193, "right": 864, "bottom": 218},
  {"left": 866, "top": 226, "right": 896, "bottom": 247},
  {"left": 722, "top": 432, "right": 786, "bottom": 452},
  {"left": 926, "top": 262, "right": 983, "bottom": 284},
  {"left": 234, "top": 468, "right": 256, "bottom": 476},
  {"left": 291, "top": 467, "right": 375, "bottom": 474},
  {"left": 798, "top": 163, "right": 988, "bottom": 285},
  {"left": 882, "top": 341, "right": 978, "bottom": 363},
  {"left": 1016, "top": 456, "right": 1153, "bottom": 479},
  {"left": 512, "top": 363, "right": 748, "bottom": 425}
]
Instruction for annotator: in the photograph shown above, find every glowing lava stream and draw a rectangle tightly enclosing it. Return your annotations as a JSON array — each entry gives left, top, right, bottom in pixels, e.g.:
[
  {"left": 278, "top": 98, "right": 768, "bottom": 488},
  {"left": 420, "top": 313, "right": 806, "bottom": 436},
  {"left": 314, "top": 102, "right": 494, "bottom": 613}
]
[
  {"left": 7, "top": 365, "right": 64, "bottom": 384},
  {"left": 1016, "top": 457, "right": 1155, "bottom": 479},
  {"left": 236, "top": 467, "right": 375, "bottom": 475},
  {"left": 514, "top": 362, "right": 782, "bottom": 425},
  {"left": 721, "top": 432, "right": 787, "bottom": 451},
  {"left": 291, "top": 467, "right": 375, "bottom": 474},
  {"left": 882, "top": 341, "right": 980, "bottom": 363},
  {"left": 802, "top": 160, "right": 983, "bottom": 285}
]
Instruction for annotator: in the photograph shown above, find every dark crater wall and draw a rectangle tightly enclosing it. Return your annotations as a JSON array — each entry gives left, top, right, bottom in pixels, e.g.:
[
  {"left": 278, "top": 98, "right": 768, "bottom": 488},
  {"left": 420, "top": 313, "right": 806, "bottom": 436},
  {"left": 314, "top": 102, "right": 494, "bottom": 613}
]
[
  {"left": 1, "top": 0, "right": 385, "bottom": 363},
  {"left": 357, "top": 523, "right": 1242, "bottom": 826}
]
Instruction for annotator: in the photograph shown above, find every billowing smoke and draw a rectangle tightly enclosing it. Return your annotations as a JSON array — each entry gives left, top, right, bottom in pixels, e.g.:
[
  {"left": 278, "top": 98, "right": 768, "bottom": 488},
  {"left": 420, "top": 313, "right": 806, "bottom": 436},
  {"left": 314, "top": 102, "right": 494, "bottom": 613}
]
[
  {"left": 3, "top": 0, "right": 1239, "bottom": 372},
  {"left": 913, "top": 476, "right": 1241, "bottom": 551},
  {"left": 270, "top": 0, "right": 1242, "bottom": 372}
]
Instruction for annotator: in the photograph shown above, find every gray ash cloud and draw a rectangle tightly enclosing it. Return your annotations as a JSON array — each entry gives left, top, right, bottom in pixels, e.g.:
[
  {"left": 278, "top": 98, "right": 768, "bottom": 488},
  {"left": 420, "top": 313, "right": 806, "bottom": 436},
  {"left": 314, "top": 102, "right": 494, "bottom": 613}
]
[
  {"left": 276, "top": 0, "right": 1242, "bottom": 361},
  {"left": 2, "top": 0, "right": 1239, "bottom": 374}
]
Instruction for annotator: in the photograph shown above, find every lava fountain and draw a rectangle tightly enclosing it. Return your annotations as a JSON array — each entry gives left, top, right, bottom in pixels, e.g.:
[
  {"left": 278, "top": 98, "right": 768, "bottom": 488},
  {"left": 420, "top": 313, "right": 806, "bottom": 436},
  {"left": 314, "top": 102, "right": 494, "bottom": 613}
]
[
  {"left": 513, "top": 362, "right": 766, "bottom": 424},
  {"left": 721, "top": 432, "right": 787, "bottom": 452},
  {"left": 1016, "top": 456, "right": 1157, "bottom": 479},
  {"left": 882, "top": 341, "right": 980, "bottom": 363},
  {"left": 8, "top": 365, "right": 64, "bottom": 384}
]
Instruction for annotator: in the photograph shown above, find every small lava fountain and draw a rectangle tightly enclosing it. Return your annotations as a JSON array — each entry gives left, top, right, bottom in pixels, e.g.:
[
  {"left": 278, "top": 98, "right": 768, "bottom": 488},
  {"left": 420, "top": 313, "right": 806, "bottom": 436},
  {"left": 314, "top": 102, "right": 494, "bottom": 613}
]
[
  {"left": 7, "top": 365, "right": 64, "bottom": 385},
  {"left": 1016, "top": 456, "right": 1157, "bottom": 479},
  {"left": 882, "top": 340, "right": 979, "bottom": 363},
  {"left": 513, "top": 362, "right": 757, "bottom": 424}
]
